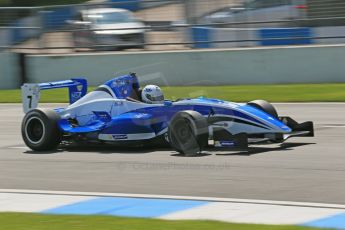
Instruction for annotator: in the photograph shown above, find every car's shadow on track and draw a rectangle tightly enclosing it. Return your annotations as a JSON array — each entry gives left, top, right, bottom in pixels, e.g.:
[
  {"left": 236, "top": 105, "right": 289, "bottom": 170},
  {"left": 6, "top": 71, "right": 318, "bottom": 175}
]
[
  {"left": 23, "top": 142, "right": 315, "bottom": 157},
  {"left": 24, "top": 145, "right": 173, "bottom": 155},
  {"left": 24, "top": 149, "right": 65, "bottom": 154},
  {"left": 170, "top": 153, "right": 212, "bottom": 157},
  {"left": 214, "top": 142, "right": 315, "bottom": 156}
]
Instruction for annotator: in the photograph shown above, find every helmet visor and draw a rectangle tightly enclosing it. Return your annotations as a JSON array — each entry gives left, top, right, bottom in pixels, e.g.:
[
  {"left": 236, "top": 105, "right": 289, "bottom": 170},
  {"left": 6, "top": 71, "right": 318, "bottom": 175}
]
[{"left": 146, "top": 94, "right": 164, "bottom": 102}]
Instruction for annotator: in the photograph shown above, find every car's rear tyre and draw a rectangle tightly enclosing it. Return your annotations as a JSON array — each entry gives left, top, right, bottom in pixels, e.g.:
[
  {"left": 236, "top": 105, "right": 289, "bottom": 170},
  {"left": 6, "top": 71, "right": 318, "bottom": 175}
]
[
  {"left": 21, "top": 109, "right": 62, "bottom": 151},
  {"left": 168, "top": 111, "right": 208, "bottom": 156},
  {"left": 247, "top": 100, "right": 278, "bottom": 118}
]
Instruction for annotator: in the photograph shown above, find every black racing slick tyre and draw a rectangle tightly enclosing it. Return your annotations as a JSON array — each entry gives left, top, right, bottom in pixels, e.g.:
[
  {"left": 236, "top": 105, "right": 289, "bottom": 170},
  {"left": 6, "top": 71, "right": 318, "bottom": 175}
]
[
  {"left": 168, "top": 111, "right": 209, "bottom": 156},
  {"left": 21, "top": 109, "right": 62, "bottom": 151},
  {"left": 247, "top": 100, "right": 279, "bottom": 118}
]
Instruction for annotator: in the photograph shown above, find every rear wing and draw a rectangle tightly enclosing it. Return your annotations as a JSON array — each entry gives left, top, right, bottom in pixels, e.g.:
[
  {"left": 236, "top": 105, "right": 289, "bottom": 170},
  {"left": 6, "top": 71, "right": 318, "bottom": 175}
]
[{"left": 21, "top": 78, "right": 87, "bottom": 114}]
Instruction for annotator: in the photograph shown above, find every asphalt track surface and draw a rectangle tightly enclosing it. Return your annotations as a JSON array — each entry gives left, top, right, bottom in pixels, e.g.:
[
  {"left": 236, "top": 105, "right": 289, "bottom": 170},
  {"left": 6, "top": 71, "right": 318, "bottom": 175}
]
[{"left": 1, "top": 103, "right": 345, "bottom": 204}]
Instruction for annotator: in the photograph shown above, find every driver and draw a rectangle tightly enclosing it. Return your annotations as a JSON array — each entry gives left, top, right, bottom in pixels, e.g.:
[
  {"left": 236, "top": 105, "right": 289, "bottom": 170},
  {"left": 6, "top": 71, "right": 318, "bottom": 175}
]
[{"left": 141, "top": 85, "right": 164, "bottom": 104}]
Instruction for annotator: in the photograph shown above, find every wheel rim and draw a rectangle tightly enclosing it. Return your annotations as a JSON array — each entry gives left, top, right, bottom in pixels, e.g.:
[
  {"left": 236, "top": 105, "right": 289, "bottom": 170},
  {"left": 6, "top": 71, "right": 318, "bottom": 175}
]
[
  {"left": 174, "top": 119, "right": 194, "bottom": 146},
  {"left": 25, "top": 117, "right": 45, "bottom": 144}
]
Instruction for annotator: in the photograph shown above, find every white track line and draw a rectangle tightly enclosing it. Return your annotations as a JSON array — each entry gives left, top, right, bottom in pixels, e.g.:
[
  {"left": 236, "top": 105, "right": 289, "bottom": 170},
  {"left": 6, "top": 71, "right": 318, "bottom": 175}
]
[
  {"left": 0, "top": 193, "right": 90, "bottom": 212},
  {"left": 1, "top": 189, "right": 345, "bottom": 210},
  {"left": 1, "top": 189, "right": 345, "bottom": 225},
  {"left": 160, "top": 202, "right": 343, "bottom": 225}
]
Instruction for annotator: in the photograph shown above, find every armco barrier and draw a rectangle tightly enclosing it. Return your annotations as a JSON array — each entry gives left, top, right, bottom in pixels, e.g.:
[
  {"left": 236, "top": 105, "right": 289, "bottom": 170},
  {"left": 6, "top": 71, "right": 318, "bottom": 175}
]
[
  {"left": 258, "top": 28, "right": 313, "bottom": 46},
  {"left": 212, "top": 27, "right": 257, "bottom": 48},
  {"left": 11, "top": 16, "right": 40, "bottom": 44},
  {"left": 9, "top": 8, "right": 74, "bottom": 45},
  {"left": 23, "top": 45, "right": 345, "bottom": 87},
  {"left": 314, "top": 26, "right": 345, "bottom": 44},
  {"left": 195, "top": 26, "right": 345, "bottom": 48},
  {"left": 42, "top": 6, "right": 76, "bottom": 30},
  {"left": 109, "top": 0, "right": 141, "bottom": 11},
  {"left": 191, "top": 27, "right": 211, "bottom": 48}
]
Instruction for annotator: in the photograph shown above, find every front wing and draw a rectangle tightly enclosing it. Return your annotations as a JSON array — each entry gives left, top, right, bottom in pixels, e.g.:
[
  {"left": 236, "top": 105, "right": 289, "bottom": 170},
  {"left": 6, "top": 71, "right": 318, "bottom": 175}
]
[{"left": 211, "top": 116, "right": 314, "bottom": 148}]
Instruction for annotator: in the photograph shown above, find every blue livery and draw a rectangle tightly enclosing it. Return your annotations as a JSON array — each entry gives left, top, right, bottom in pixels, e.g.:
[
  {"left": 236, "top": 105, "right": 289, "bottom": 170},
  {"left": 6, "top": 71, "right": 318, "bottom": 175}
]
[{"left": 21, "top": 73, "right": 314, "bottom": 155}]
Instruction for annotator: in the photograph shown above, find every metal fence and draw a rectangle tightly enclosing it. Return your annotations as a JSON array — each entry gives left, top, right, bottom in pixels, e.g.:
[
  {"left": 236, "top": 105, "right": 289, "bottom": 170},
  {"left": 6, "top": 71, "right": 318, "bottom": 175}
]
[{"left": 1, "top": 0, "right": 345, "bottom": 53}]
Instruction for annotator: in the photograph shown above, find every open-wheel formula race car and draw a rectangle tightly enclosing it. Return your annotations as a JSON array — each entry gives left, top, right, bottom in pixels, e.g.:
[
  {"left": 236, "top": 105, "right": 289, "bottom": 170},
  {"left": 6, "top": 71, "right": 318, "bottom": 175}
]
[{"left": 21, "top": 73, "right": 314, "bottom": 156}]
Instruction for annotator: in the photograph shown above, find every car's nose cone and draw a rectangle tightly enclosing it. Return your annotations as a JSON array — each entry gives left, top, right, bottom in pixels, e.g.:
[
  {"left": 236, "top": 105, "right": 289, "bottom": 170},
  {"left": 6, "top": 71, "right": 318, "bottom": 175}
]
[{"left": 239, "top": 105, "right": 292, "bottom": 133}]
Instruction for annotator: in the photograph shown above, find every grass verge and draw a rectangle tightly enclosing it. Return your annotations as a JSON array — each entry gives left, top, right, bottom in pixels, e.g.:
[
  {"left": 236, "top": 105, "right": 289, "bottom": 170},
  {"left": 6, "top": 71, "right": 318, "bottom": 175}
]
[
  {"left": 0, "top": 212, "right": 318, "bottom": 230},
  {"left": 1, "top": 83, "right": 345, "bottom": 103}
]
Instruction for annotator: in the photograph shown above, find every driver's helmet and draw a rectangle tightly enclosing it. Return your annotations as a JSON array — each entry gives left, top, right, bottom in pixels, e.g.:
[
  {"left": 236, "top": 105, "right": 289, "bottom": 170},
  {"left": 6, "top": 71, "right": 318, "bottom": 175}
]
[{"left": 141, "top": 85, "right": 164, "bottom": 104}]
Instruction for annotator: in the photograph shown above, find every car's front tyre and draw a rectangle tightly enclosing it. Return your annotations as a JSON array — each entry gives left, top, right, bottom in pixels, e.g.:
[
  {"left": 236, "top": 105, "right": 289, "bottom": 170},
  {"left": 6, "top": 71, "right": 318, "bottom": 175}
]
[
  {"left": 168, "top": 111, "right": 208, "bottom": 156},
  {"left": 247, "top": 100, "right": 278, "bottom": 118},
  {"left": 21, "top": 109, "right": 62, "bottom": 151}
]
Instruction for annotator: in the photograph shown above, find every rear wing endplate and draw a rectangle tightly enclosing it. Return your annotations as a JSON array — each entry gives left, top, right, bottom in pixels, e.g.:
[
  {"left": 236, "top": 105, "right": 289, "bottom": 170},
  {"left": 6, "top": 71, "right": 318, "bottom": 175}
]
[{"left": 21, "top": 78, "right": 87, "bottom": 114}]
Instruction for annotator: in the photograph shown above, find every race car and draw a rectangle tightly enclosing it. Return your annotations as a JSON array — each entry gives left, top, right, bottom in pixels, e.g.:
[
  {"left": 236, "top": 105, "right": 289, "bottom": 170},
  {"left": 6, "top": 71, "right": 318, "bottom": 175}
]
[{"left": 21, "top": 73, "right": 314, "bottom": 156}]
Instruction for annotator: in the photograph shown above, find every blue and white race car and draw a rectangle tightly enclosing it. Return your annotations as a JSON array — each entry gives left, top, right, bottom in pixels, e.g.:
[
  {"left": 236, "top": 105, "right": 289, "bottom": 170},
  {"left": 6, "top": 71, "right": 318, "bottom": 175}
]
[{"left": 21, "top": 73, "right": 314, "bottom": 156}]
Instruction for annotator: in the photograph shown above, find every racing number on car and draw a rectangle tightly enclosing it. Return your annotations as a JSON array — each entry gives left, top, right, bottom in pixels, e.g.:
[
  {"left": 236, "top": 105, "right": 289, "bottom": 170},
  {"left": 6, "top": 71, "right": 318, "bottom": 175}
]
[{"left": 27, "top": 95, "right": 32, "bottom": 109}]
